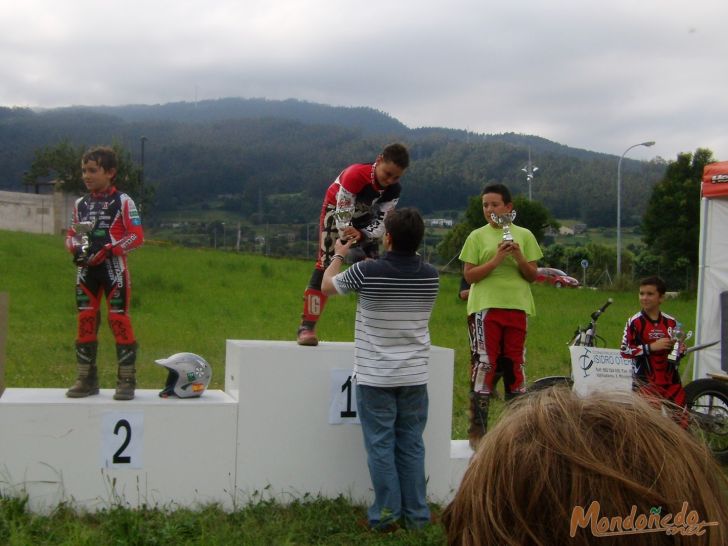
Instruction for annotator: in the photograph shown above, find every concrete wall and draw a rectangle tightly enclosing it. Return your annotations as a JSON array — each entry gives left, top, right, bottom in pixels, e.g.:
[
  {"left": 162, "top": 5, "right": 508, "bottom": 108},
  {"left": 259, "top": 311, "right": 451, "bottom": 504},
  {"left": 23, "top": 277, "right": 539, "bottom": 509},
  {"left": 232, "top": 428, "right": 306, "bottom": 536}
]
[{"left": 0, "top": 190, "right": 77, "bottom": 235}]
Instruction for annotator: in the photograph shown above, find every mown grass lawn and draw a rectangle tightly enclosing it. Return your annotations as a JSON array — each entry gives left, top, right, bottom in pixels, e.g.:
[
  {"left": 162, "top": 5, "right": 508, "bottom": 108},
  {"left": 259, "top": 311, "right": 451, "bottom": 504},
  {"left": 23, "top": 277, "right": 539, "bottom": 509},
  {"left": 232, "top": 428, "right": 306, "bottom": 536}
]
[{"left": 0, "top": 229, "right": 702, "bottom": 544}]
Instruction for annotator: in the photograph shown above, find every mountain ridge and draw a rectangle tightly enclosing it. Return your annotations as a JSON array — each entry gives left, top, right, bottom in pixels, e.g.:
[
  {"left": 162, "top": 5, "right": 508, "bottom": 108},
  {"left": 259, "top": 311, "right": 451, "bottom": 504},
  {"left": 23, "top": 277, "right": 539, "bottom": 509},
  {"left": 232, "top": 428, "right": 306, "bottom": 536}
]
[{"left": 0, "top": 97, "right": 665, "bottom": 225}]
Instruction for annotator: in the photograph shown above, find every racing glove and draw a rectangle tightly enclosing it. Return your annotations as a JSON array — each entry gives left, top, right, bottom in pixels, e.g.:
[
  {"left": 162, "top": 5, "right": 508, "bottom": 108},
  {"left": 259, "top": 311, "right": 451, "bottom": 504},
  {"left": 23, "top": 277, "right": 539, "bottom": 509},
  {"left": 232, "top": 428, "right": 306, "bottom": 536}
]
[
  {"left": 86, "top": 244, "right": 113, "bottom": 267},
  {"left": 72, "top": 246, "right": 88, "bottom": 266}
]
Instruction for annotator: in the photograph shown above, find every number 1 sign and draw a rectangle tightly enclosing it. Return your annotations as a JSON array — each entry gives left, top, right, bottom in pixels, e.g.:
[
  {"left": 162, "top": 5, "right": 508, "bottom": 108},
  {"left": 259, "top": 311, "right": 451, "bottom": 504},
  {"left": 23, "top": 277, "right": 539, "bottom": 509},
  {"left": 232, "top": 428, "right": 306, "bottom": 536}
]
[{"left": 328, "top": 369, "right": 360, "bottom": 425}]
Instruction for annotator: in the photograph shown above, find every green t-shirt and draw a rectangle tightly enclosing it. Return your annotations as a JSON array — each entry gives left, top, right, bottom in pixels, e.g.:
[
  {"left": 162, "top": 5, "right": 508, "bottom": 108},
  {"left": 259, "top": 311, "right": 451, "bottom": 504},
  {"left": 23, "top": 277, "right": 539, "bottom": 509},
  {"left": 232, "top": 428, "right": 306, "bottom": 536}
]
[{"left": 459, "top": 224, "right": 543, "bottom": 316}]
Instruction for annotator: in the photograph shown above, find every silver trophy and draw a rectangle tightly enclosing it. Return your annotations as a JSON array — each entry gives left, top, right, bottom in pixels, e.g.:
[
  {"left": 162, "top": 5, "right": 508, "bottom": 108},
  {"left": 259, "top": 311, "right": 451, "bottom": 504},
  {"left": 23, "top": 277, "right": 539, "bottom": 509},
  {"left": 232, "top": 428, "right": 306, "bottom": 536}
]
[
  {"left": 71, "top": 221, "right": 95, "bottom": 264},
  {"left": 332, "top": 204, "right": 355, "bottom": 240},
  {"left": 668, "top": 323, "right": 693, "bottom": 365},
  {"left": 491, "top": 211, "right": 517, "bottom": 242}
]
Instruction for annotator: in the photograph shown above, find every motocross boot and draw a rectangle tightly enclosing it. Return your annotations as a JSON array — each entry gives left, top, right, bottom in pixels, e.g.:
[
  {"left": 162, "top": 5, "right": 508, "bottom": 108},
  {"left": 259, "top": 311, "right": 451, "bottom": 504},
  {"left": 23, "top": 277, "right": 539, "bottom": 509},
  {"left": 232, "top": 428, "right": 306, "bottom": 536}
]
[
  {"left": 66, "top": 341, "right": 99, "bottom": 398},
  {"left": 114, "top": 342, "right": 137, "bottom": 401},
  {"left": 468, "top": 391, "right": 490, "bottom": 450}
]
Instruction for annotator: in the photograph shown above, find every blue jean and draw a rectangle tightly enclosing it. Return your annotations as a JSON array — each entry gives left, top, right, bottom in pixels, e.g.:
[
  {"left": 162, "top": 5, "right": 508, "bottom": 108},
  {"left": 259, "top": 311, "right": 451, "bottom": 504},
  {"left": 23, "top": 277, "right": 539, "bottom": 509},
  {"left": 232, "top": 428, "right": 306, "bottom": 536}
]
[{"left": 356, "top": 383, "right": 430, "bottom": 529}]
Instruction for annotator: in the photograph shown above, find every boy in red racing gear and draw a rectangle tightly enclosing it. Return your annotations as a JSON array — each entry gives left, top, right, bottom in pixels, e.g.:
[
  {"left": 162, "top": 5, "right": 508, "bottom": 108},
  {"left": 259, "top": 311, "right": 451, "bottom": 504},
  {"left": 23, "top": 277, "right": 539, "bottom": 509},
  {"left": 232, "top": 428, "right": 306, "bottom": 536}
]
[
  {"left": 620, "top": 276, "right": 688, "bottom": 424},
  {"left": 296, "top": 143, "right": 409, "bottom": 346},
  {"left": 65, "top": 146, "right": 144, "bottom": 400}
]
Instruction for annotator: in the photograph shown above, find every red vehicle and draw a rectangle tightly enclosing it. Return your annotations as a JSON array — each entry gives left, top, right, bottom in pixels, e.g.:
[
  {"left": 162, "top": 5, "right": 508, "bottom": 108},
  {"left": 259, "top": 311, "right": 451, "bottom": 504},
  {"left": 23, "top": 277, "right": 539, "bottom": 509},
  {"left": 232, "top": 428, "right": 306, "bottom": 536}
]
[{"left": 536, "top": 267, "right": 579, "bottom": 288}]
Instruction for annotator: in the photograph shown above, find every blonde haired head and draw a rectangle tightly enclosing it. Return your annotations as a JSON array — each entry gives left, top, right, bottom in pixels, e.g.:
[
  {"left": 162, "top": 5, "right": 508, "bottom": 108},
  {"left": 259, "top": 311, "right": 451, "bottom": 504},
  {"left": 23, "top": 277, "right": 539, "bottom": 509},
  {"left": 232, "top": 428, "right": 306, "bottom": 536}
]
[{"left": 443, "top": 388, "right": 728, "bottom": 546}]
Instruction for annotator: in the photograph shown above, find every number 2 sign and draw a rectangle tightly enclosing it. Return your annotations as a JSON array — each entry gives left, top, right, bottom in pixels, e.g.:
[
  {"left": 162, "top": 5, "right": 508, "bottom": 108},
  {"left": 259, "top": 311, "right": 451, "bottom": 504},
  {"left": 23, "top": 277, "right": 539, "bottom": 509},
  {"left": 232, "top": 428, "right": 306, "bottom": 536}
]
[{"left": 101, "top": 411, "right": 144, "bottom": 469}]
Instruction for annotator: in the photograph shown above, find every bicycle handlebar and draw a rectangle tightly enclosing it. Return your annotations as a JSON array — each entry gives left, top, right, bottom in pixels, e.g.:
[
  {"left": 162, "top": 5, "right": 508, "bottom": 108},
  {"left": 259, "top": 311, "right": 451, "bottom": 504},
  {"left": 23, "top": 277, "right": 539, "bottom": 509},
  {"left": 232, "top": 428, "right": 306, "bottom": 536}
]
[
  {"left": 590, "top": 298, "right": 613, "bottom": 322},
  {"left": 685, "top": 340, "right": 720, "bottom": 354}
]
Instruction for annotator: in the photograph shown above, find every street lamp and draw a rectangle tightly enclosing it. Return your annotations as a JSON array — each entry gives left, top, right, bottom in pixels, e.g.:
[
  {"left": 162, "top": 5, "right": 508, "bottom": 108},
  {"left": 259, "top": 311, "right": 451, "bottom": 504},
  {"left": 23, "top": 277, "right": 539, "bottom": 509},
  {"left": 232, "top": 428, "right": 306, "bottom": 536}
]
[
  {"left": 617, "top": 140, "right": 655, "bottom": 277},
  {"left": 521, "top": 147, "right": 539, "bottom": 200}
]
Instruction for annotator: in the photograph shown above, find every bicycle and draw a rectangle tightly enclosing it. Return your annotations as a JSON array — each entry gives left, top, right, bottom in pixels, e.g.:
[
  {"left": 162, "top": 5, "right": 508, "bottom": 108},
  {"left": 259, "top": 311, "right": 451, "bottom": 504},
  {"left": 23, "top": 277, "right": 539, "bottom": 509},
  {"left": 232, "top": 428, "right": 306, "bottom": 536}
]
[
  {"left": 530, "top": 298, "right": 613, "bottom": 390},
  {"left": 684, "top": 371, "right": 728, "bottom": 464},
  {"left": 530, "top": 299, "right": 728, "bottom": 464}
]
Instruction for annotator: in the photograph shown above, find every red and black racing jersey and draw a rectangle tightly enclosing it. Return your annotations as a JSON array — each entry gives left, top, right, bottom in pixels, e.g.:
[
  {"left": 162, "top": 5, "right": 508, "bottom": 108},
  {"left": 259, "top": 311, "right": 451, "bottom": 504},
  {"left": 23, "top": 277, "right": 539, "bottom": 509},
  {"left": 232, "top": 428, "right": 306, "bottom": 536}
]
[
  {"left": 323, "top": 162, "right": 401, "bottom": 241},
  {"left": 620, "top": 310, "right": 678, "bottom": 384},
  {"left": 65, "top": 187, "right": 144, "bottom": 256}
]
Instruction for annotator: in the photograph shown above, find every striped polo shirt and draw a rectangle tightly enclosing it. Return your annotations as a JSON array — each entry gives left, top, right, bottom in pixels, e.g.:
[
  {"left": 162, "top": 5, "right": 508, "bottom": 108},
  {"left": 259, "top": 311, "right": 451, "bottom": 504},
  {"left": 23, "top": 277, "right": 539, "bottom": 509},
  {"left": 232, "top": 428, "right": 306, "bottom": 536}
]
[{"left": 332, "top": 251, "right": 440, "bottom": 387}]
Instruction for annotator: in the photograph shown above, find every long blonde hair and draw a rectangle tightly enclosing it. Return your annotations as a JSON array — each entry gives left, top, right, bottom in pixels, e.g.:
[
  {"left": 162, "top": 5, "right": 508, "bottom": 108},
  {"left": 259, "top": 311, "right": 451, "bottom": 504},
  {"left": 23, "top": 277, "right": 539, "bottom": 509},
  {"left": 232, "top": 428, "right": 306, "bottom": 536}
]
[{"left": 442, "top": 388, "right": 728, "bottom": 546}]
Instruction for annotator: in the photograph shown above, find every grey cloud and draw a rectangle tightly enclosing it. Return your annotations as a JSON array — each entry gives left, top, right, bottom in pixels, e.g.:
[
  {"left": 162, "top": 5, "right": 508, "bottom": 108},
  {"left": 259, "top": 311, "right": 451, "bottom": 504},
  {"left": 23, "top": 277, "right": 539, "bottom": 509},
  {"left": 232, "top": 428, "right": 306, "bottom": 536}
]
[{"left": 0, "top": 0, "right": 726, "bottom": 161}]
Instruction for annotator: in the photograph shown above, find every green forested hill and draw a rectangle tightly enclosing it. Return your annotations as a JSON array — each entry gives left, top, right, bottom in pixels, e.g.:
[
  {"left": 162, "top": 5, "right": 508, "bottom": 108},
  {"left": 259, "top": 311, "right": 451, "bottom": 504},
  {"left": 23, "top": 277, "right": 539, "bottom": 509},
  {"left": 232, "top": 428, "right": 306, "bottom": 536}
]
[{"left": 0, "top": 98, "right": 666, "bottom": 225}]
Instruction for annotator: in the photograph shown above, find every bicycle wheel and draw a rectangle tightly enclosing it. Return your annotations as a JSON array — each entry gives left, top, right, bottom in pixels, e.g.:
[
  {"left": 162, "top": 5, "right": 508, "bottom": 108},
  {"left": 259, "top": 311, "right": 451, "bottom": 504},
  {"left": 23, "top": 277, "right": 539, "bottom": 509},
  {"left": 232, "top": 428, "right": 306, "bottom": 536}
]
[
  {"left": 685, "top": 378, "right": 728, "bottom": 465},
  {"left": 530, "top": 376, "right": 573, "bottom": 391}
]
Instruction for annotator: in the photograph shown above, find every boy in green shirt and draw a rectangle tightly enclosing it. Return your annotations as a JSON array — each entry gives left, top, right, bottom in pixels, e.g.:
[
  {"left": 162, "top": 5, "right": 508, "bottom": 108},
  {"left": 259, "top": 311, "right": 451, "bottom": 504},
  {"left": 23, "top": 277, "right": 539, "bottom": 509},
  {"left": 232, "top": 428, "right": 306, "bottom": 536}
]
[{"left": 459, "top": 183, "right": 542, "bottom": 447}]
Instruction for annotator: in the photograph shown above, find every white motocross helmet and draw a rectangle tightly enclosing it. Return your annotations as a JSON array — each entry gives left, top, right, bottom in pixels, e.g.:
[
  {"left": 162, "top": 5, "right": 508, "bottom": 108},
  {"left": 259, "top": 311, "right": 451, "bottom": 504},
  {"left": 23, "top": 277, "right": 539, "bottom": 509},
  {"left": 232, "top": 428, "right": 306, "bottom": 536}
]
[{"left": 155, "top": 352, "right": 212, "bottom": 398}]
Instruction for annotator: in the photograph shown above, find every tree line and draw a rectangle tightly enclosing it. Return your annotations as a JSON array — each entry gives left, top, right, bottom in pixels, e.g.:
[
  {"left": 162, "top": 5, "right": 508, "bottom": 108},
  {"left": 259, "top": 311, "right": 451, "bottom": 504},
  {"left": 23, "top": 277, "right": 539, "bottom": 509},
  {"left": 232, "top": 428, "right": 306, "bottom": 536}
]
[
  {"left": 5, "top": 97, "right": 709, "bottom": 289},
  {"left": 437, "top": 148, "right": 715, "bottom": 290},
  {"left": 17, "top": 134, "right": 713, "bottom": 289}
]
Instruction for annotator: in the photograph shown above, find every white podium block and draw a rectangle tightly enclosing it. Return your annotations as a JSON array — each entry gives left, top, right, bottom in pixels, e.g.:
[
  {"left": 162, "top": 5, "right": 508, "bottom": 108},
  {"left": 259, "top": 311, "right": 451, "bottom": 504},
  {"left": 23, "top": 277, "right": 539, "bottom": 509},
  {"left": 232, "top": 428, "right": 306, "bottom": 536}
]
[
  {"left": 449, "top": 440, "right": 474, "bottom": 495},
  {"left": 0, "top": 388, "right": 238, "bottom": 513},
  {"left": 0, "top": 292, "right": 6, "bottom": 397},
  {"left": 225, "top": 340, "right": 455, "bottom": 504},
  {"left": 0, "top": 340, "right": 465, "bottom": 513}
]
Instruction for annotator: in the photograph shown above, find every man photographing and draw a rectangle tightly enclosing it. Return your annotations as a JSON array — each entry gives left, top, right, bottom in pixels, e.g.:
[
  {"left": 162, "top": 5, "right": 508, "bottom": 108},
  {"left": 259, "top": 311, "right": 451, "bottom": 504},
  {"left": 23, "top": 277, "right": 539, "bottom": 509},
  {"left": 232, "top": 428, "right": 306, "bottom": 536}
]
[{"left": 322, "top": 207, "right": 439, "bottom": 531}]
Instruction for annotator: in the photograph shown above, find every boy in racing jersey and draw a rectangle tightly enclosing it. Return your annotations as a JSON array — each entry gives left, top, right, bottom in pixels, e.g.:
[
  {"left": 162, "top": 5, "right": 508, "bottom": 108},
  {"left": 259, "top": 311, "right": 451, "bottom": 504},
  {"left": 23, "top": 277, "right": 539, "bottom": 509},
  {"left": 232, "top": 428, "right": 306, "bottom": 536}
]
[
  {"left": 65, "top": 146, "right": 144, "bottom": 400},
  {"left": 620, "top": 276, "right": 687, "bottom": 414},
  {"left": 296, "top": 143, "right": 409, "bottom": 346}
]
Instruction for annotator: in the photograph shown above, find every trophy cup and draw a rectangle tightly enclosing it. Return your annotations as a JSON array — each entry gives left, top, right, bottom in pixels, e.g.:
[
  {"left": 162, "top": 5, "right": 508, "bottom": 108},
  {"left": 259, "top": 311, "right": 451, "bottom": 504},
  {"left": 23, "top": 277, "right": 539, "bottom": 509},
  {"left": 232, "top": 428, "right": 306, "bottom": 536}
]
[
  {"left": 332, "top": 203, "right": 355, "bottom": 240},
  {"left": 71, "top": 221, "right": 95, "bottom": 265},
  {"left": 491, "top": 211, "right": 517, "bottom": 242},
  {"left": 668, "top": 323, "right": 693, "bottom": 366}
]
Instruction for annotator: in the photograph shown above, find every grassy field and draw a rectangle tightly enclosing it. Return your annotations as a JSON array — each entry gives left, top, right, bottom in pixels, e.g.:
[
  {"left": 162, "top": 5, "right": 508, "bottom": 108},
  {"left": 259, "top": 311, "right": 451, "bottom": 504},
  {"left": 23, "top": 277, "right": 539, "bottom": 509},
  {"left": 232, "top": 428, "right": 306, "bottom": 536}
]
[
  {"left": 1, "top": 230, "right": 697, "bottom": 431},
  {"left": 0, "top": 229, "right": 700, "bottom": 544}
]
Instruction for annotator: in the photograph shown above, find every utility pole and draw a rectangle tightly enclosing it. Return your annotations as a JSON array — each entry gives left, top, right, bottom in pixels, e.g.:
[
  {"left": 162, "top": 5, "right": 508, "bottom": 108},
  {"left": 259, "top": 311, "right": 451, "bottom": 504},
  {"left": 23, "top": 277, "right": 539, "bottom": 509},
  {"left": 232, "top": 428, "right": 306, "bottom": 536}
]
[
  {"left": 617, "top": 141, "right": 655, "bottom": 276},
  {"left": 139, "top": 136, "right": 148, "bottom": 210}
]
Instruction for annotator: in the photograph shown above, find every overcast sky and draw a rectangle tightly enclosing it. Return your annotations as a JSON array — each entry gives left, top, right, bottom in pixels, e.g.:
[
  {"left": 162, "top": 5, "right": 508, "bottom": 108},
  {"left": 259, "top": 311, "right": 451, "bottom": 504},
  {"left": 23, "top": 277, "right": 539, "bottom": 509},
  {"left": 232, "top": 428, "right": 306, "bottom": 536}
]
[{"left": 1, "top": 0, "right": 726, "bottom": 161}]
